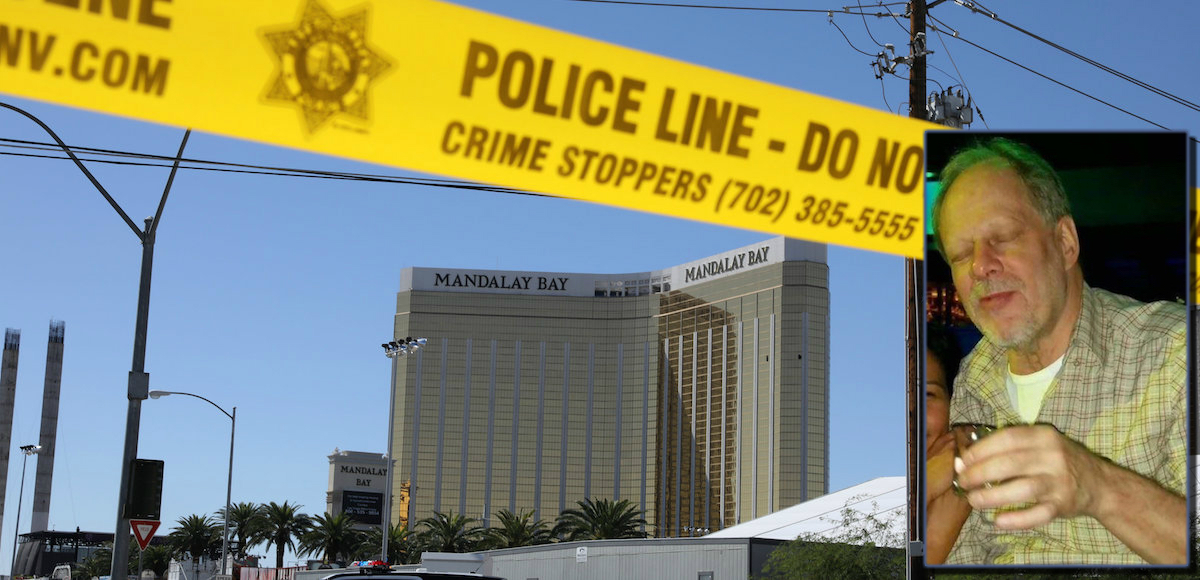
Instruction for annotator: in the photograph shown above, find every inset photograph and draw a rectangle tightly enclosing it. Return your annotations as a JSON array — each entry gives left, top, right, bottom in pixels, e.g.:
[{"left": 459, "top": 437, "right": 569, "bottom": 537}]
[{"left": 921, "top": 131, "right": 1190, "bottom": 568}]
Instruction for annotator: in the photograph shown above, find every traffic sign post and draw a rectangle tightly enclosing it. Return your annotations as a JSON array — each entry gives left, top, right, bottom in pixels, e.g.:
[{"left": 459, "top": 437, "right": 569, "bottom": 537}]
[{"left": 130, "top": 519, "right": 161, "bottom": 551}]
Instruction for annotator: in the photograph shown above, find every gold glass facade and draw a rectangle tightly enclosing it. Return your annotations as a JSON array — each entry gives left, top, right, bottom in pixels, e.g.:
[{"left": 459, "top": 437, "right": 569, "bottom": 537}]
[{"left": 388, "top": 238, "right": 828, "bottom": 536}]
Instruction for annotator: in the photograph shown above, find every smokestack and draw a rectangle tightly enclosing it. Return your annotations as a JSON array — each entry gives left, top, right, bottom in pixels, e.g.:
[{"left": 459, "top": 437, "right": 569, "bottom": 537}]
[
  {"left": 0, "top": 329, "right": 19, "bottom": 534},
  {"left": 31, "top": 321, "right": 63, "bottom": 532}
]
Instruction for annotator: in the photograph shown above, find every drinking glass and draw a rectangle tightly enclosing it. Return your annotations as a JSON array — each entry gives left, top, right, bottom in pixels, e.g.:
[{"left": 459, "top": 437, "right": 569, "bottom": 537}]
[{"left": 950, "top": 423, "right": 997, "bottom": 495}]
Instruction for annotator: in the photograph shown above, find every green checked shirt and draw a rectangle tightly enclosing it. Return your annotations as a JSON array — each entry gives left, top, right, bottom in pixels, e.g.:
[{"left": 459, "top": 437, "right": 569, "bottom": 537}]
[{"left": 945, "top": 285, "right": 1188, "bottom": 566}]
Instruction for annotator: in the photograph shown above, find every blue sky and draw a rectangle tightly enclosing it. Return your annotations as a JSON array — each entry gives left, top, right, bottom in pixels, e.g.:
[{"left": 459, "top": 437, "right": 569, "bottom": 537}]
[{"left": 1, "top": 0, "right": 1197, "bottom": 567}]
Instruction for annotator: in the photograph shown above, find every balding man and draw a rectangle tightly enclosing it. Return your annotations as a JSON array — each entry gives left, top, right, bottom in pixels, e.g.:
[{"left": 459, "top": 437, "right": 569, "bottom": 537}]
[{"left": 931, "top": 138, "right": 1187, "bottom": 565}]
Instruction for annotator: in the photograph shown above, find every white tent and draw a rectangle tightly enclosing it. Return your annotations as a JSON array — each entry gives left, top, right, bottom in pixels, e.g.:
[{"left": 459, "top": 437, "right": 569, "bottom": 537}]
[{"left": 706, "top": 476, "right": 906, "bottom": 545}]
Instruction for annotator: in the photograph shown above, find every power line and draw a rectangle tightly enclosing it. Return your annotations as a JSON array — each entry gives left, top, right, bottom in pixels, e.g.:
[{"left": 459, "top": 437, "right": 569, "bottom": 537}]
[
  {"left": 963, "top": 0, "right": 996, "bottom": 16},
  {"left": 565, "top": 0, "right": 928, "bottom": 117},
  {"left": 926, "top": 20, "right": 1175, "bottom": 132},
  {"left": 0, "top": 138, "right": 547, "bottom": 197},
  {"left": 561, "top": 0, "right": 834, "bottom": 12},
  {"left": 569, "top": 0, "right": 915, "bottom": 115},
  {"left": 562, "top": 0, "right": 905, "bottom": 18},
  {"left": 829, "top": 7, "right": 906, "bottom": 115},
  {"left": 926, "top": 63, "right": 958, "bottom": 85},
  {"left": 950, "top": 0, "right": 1200, "bottom": 112},
  {"left": 564, "top": 0, "right": 1193, "bottom": 135},
  {"left": 883, "top": 2, "right": 912, "bottom": 34},
  {"left": 829, "top": 16, "right": 878, "bottom": 57},
  {"left": 878, "top": 74, "right": 894, "bottom": 113},
  {"left": 856, "top": 0, "right": 888, "bottom": 48},
  {"left": 0, "top": 136, "right": 487, "bottom": 187},
  {"left": 565, "top": 0, "right": 1199, "bottom": 116}
]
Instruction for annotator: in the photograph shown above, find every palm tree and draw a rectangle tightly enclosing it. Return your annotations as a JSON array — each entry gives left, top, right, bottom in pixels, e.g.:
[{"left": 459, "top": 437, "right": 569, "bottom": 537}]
[
  {"left": 140, "top": 544, "right": 174, "bottom": 579},
  {"left": 169, "top": 514, "right": 221, "bottom": 580},
  {"left": 485, "top": 509, "right": 553, "bottom": 549},
  {"left": 261, "top": 501, "right": 310, "bottom": 568},
  {"left": 75, "top": 545, "right": 112, "bottom": 580},
  {"left": 217, "top": 501, "right": 266, "bottom": 559},
  {"left": 75, "top": 541, "right": 146, "bottom": 580},
  {"left": 416, "top": 511, "right": 485, "bottom": 553},
  {"left": 169, "top": 514, "right": 221, "bottom": 560},
  {"left": 363, "top": 523, "right": 419, "bottom": 565},
  {"left": 298, "top": 512, "right": 366, "bottom": 565},
  {"left": 76, "top": 548, "right": 112, "bottom": 580},
  {"left": 554, "top": 498, "right": 648, "bottom": 541}
]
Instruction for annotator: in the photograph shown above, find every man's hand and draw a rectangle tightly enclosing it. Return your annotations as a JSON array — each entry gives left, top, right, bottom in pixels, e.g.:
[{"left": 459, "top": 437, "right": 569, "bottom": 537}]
[
  {"left": 954, "top": 424, "right": 1103, "bottom": 530},
  {"left": 954, "top": 423, "right": 1187, "bottom": 564}
]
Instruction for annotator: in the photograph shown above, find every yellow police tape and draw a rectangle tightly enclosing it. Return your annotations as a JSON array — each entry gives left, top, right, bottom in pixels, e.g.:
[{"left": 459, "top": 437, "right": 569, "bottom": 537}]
[{"left": 0, "top": 0, "right": 938, "bottom": 257}]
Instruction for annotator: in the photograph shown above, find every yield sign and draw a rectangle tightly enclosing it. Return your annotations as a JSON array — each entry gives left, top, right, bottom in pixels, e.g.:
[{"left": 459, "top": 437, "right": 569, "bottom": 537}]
[{"left": 130, "top": 519, "right": 160, "bottom": 550}]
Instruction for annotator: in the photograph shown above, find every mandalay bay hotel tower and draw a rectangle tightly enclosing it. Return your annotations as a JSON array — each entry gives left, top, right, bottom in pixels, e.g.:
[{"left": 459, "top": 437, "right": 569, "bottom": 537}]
[{"left": 387, "top": 236, "right": 829, "bottom": 536}]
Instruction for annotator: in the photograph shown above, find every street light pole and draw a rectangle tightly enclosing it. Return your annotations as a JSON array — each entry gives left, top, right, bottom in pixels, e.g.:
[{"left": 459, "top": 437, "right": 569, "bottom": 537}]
[
  {"left": 147, "top": 391, "right": 235, "bottom": 575},
  {"left": 10, "top": 444, "right": 41, "bottom": 579},
  {"left": 223, "top": 407, "right": 236, "bottom": 575},
  {"left": 382, "top": 348, "right": 398, "bottom": 563},
  {"left": 380, "top": 337, "right": 426, "bottom": 563},
  {"left": 0, "top": 101, "right": 192, "bottom": 580}
]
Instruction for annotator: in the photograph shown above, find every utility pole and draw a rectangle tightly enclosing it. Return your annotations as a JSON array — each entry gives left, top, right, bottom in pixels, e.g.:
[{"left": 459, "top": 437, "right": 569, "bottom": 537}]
[
  {"left": 906, "top": 1, "right": 928, "bottom": 579},
  {"left": 106, "top": 133, "right": 189, "bottom": 580},
  {"left": 110, "top": 222, "right": 156, "bottom": 580},
  {"left": 909, "top": 0, "right": 927, "bottom": 121},
  {"left": 0, "top": 102, "right": 191, "bottom": 580}
]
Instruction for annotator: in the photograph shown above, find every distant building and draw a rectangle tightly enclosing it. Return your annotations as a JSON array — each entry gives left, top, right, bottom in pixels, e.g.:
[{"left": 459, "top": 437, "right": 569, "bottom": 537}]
[
  {"left": 326, "top": 449, "right": 388, "bottom": 531},
  {"left": 387, "top": 236, "right": 829, "bottom": 535},
  {"left": 12, "top": 529, "right": 166, "bottom": 577}
]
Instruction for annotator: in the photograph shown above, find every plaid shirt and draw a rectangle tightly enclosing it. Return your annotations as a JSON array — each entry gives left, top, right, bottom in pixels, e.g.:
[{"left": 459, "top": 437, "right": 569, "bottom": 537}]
[{"left": 945, "top": 286, "right": 1188, "bottom": 565}]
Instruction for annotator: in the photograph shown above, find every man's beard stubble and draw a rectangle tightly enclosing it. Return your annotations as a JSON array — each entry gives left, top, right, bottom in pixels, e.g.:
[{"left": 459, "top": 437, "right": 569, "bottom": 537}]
[{"left": 967, "top": 278, "right": 1042, "bottom": 350}]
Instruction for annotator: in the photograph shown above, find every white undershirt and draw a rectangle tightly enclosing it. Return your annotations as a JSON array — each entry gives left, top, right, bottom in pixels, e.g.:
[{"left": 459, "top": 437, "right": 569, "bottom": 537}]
[{"left": 1006, "top": 354, "right": 1065, "bottom": 423}]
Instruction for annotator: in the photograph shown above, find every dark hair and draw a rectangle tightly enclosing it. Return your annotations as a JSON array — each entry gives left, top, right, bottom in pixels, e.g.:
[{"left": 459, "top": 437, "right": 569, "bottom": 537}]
[
  {"left": 926, "top": 323, "right": 962, "bottom": 399},
  {"left": 931, "top": 137, "right": 1071, "bottom": 257}
]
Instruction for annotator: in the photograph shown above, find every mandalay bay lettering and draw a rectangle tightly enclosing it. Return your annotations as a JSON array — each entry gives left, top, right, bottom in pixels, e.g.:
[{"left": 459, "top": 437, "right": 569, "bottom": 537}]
[
  {"left": 434, "top": 273, "right": 570, "bottom": 291},
  {"left": 339, "top": 465, "right": 386, "bottom": 476},
  {"left": 684, "top": 245, "right": 770, "bottom": 283}
]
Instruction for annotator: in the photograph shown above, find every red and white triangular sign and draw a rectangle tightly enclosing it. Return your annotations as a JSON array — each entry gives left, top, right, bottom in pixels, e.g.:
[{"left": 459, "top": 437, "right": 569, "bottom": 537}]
[{"left": 130, "top": 519, "right": 160, "bottom": 550}]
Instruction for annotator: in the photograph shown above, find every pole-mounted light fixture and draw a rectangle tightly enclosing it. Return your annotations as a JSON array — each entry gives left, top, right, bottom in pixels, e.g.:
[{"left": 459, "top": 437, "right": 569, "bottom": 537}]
[
  {"left": 11, "top": 444, "right": 42, "bottom": 578},
  {"left": 379, "top": 336, "right": 427, "bottom": 563},
  {"left": 382, "top": 337, "right": 427, "bottom": 358},
  {"left": 146, "top": 390, "right": 236, "bottom": 576}
]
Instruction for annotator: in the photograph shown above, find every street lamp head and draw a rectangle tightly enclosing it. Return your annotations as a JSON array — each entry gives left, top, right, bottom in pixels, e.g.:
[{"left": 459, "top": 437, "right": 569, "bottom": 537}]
[
  {"left": 19, "top": 444, "right": 41, "bottom": 455},
  {"left": 403, "top": 337, "right": 426, "bottom": 352},
  {"left": 148, "top": 390, "right": 170, "bottom": 399},
  {"left": 384, "top": 338, "right": 428, "bottom": 357}
]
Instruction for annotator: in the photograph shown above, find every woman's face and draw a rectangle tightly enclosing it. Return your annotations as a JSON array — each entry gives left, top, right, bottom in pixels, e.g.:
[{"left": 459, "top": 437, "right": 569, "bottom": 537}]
[{"left": 925, "top": 351, "right": 951, "bottom": 450}]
